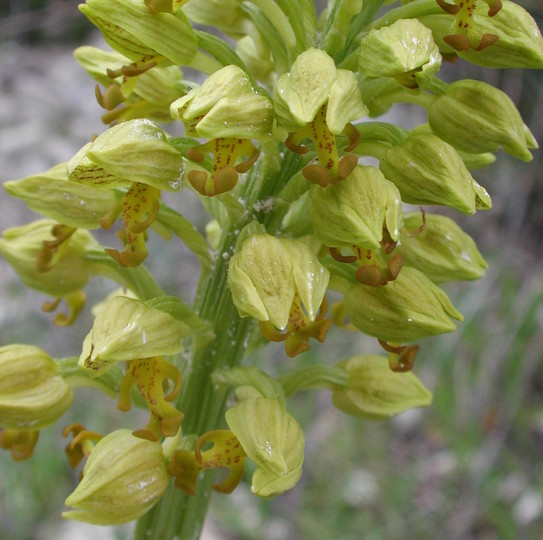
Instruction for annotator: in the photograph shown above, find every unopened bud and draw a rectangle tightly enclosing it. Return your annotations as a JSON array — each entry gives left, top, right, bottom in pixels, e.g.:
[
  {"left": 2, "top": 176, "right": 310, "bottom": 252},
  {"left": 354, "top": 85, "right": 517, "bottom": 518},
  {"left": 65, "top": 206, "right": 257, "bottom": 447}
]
[
  {"left": 344, "top": 266, "right": 463, "bottom": 343},
  {"left": 428, "top": 79, "right": 537, "bottom": 162},
  {"left": 332, "top": 355, "right": 432, "bottom": 419},
  {"left": 396, "top": 212, "right": 487, "bottom": 283},
  {"left": 63, "top": 429, "right": 169, "bottom": 525},
  {"left": 0, "top": 344, "right": 72, "bottom": 430},
  {"left": 0, "top": 220, "right": 96, "bottom": 297},
  {"left": 380, "top": 132, "right": 491, "bottom": 214}
]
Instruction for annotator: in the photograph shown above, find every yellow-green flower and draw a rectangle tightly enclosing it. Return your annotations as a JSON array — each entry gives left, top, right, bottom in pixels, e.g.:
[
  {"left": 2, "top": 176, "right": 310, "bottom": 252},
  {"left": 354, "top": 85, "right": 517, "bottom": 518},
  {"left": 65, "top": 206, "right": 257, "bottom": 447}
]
[
  {"left": 170, "top": 65, "right": 273, "bottom": 196},
  {"left": 228, "top": 234, "right": 331, "bottom": 357},
  {"left": 359, "top": 19, "right": 441, "bottom": 89},
  {"left": 274, "top": 48, "right": 368, "bottom": 185}
]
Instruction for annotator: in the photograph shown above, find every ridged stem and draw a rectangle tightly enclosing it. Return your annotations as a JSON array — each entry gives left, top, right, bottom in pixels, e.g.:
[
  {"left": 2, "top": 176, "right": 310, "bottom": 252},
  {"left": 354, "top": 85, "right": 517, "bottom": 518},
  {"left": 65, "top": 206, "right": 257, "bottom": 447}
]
[{"left": 133, "top": 146, "right": 301, "bottom": 540}]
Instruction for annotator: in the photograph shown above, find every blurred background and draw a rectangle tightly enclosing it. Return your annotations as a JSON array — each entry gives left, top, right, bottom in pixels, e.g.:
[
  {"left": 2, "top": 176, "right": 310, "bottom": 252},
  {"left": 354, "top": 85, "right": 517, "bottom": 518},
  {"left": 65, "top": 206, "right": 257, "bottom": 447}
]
[{"left": 1, "top": 1, "right": 543, "bottom": 539}]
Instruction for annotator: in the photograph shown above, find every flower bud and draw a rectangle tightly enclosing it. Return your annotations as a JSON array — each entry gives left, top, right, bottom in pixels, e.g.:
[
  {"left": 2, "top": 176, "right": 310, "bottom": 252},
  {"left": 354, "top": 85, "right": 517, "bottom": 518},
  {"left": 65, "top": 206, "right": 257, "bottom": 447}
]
[
  {"left": 79, "top": 296, "right": 189, "bottom": 376},
  {"left": 69, "top": 119, "right": 184, "bottom": 192},
  {"left": 63, "top": 429, "right": 169, "bottom": 525},
  {"left": 409, "top": 122, "right": 497, "bottom": 170},
  {"left": 379, "top": 132, "right": 491, "bottom": 214},
  {"left": 332, "top": 355, "right": 432, "bottom": 419},
  {"left": 3, "top": 162, "right": 121, "bottom": 230},
  {"left": 344, "top": 266, "right": 463, "bottom": 343},
  {"left": 428, "top": 79, "right": 537, "bottom": 162},
  {"left": 171, "top": 65, "right": 273, "bottom": 141},
  {"left": 0, "top": 345, "right": 72, "bottom": 430},
  {"left": 79, "top": 0, "right": 197, "bottom": 66},
  {"left": 395, "top": 212, "right": 487, "bottom": 283},
  {"left": 310, "top": 166, "right": 403, "bottom": 250},
  {"left": 359, "top": 19, "right": 441, "bottom": 89},
  {"left": 226, "top": 398, "right": 304, "bottom": 497},
  {"left": 0, "top": 220, "right": 96, "bottom": 297},
  {"left": 457, "top": 0, "right": 543, "bottom": 69}
]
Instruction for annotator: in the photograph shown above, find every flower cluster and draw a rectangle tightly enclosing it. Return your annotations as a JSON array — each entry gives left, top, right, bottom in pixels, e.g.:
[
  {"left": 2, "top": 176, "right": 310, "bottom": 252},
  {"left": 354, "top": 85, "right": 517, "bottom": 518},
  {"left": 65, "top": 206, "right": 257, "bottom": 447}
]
[{"left": 1, "top": 0, "right": 542, "bottom": 537}]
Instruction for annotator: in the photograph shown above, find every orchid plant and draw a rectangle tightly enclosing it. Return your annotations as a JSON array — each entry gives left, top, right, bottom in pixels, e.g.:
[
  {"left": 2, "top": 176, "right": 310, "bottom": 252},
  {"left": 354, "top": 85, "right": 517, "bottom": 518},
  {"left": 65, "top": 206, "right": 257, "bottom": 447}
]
[{"left": 1, "top": 1, "right": 542, "bottom": 538}]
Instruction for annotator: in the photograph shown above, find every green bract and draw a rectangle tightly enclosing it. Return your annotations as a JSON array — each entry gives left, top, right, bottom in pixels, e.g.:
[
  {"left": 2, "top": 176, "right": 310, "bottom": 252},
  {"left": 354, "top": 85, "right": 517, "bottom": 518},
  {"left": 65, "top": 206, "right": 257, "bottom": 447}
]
[
  {"left": 68, "top": 119, "right": 185, "bottom": 191},
  {"left": 359, "top": 18, "right": 442, "bottom": 89},
  {"left": 379, "top": 132, "right": 491, "bottom": 214},
  {"left": 428, "top": 79, "right": 538, "bottom": 162},
  {"left": 225, "top": 398, "right": 304, "bottom": 497},
  {"left": 310, "top": 165, "right": 403, "bottom": 249},
  {"left": 63, "top": 429, "right": 169, "bottom": 525},
  {"left": 332, "top": 355, "right": 432, "bottom": 419},
  {"left": 227, "top": 233, "right": 329, "bottom": 329},
  {"left": 3, "top": 162, "right": 121, "bottom": 230},
  {"left": 0, "top": 345, "right": 73, "bottom": 430},
  {"left": 343, "top": 266, "right": 463, "bottom": 343},
  {"left": 79, "top": 296, "right": 189, "bottom": 376},
  {"left": 0, "top": 220, "right": 97, "bottom": 297},
  {"left": 274, "top": 47, "right": 368, "bottom": 135},
  {"left": 79, "top": 0, "right": 197, "bottom": 66},
  {"left": 395, "top": 213, "right": 488, "bottom": 283},
  {"left": 170, "top": 65, "right": 274, "bottom": 140}
]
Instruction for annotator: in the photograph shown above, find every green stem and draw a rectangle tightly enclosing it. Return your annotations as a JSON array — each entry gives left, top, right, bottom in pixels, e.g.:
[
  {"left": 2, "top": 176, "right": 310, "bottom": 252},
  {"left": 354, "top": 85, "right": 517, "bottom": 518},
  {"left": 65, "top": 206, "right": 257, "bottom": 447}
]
[{"left": 134, "top": 147, "right": 301, "bottom": 540}]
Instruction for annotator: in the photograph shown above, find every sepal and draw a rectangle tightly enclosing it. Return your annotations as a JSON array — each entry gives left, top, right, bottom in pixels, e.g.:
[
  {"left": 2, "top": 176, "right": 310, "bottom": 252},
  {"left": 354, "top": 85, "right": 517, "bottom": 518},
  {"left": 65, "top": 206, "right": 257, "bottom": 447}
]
[
  {"left": 79, "top": 0, "right": 197, "bottom": 66},
  {"left": 73, "top": 119, "right": 185, "bottom": 191},
  {"left": 310, "top": 166, "right": 403, "bottom": 250},
  {"left": 226, "top": 398, "right": 304, "bottom": 497},
  {"left": 78, "top": 296, "right": 188, "bottom": 376},
  {"left": 3, "top": 162, "right": 121, "bottom": 230}
]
